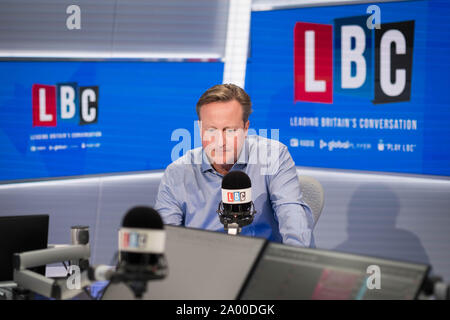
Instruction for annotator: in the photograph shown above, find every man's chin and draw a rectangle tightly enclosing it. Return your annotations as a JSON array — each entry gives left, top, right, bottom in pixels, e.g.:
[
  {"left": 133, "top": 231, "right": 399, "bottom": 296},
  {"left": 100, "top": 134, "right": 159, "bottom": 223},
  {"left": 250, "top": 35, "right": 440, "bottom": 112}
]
[{"left": 210, "top": 156, "right": 236, "bottom": 166}]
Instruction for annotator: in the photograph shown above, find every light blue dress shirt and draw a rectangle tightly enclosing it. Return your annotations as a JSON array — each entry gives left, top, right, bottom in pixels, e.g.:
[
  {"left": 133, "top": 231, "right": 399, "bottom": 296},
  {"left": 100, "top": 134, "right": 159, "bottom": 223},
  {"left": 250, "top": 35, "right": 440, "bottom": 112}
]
[{"left": 155, "top": 135, "right": 315, "bottom": 247}]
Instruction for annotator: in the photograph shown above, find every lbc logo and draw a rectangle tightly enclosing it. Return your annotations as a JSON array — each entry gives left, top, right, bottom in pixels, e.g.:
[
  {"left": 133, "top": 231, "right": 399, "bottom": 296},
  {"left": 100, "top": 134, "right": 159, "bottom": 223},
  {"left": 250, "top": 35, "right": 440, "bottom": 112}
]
[
  {"left": 32, "top": 82, "right": 99, "bottom": 127},
  {"left": 294, "top": 15, "right": 414, "bottom": 104},
  {"left": 227, "top": 192, "right": 247, "bottom": 203}
]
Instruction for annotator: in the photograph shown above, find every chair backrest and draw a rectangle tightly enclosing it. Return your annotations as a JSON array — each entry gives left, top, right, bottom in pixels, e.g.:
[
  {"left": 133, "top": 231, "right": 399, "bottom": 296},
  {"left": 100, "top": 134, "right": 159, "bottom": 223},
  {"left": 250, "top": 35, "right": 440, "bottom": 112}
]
[{"left": 298, "top": 175, "right": 324, "bottom": 227}]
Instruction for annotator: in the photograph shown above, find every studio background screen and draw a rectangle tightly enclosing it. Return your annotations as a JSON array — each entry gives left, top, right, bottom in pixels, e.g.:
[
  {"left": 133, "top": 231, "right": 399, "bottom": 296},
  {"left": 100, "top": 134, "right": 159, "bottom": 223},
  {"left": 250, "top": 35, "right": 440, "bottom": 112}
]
[
  {"left": 0, "top": 61, "right": 222, "bottom": 181},
  {"left": 246, "top": 0, "right": 450, "bottom": 176},
  {"left": 1, "top": 0, "right": 450, "bottom": 182}
]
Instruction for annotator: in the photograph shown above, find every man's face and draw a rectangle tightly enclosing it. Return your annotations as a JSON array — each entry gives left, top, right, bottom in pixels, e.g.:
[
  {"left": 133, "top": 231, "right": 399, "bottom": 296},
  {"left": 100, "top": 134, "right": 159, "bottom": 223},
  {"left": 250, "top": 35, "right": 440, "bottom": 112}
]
[{"left": 199, "top": 100, "right": 249, "bottom": 166}]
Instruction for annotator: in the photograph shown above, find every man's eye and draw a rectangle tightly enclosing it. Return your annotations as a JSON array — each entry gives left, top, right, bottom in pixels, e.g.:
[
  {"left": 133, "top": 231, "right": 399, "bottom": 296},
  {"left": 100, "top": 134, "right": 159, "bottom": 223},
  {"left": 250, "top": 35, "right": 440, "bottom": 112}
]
[
  {"left": 206, "top": 128, "right": 217, "bottom": 133},
  {"left": 226, "top": 129, "right": 237, "bottom": 134}
]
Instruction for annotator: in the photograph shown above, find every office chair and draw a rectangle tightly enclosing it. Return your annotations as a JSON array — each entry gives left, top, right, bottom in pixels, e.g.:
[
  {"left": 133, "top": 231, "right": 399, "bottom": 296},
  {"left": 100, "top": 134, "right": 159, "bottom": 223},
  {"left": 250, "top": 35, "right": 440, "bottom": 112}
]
[{"left": 298, "top": 175, "right": 325, "bottom": 227}]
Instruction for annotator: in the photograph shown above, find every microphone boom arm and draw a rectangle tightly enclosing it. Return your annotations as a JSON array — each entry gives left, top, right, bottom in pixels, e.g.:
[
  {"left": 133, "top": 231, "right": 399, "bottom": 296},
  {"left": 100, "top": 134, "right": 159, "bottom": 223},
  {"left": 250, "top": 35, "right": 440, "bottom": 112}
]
[{"left": 13, "top": 244, "right": 91, "bottom": 300}]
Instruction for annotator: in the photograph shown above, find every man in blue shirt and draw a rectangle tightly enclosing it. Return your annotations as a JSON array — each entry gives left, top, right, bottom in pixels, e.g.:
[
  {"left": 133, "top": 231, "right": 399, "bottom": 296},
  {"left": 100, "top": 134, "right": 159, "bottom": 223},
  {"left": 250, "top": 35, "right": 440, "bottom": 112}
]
[{"left": 155, "top": 84, "right": 315, "bottom": 247}]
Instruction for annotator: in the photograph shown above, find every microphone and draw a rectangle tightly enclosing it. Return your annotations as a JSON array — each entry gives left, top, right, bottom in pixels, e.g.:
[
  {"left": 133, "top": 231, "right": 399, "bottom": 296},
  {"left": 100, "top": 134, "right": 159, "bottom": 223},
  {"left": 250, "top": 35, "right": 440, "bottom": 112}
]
[
  {"left": 421, "top": 275, "right": 450, "bottom": 300},
  {"left": 217, "top": 170, "right": 256, "bottom": 235},
  {"left": 89, "top": 206, "right": 168, "bottom": 299}
]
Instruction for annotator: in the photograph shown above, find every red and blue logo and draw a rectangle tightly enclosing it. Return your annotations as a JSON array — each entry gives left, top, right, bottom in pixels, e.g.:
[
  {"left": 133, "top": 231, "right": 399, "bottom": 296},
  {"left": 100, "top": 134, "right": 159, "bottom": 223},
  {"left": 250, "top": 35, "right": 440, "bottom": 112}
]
[
  {"left": 294, "top": 16, "right": 414, "bottom": 104},
  {"left": 32, "top": 82, "right": 99, "bottom": 127},
  {"left": 227, "top": 191, "right": 247, "bottom": 203}
]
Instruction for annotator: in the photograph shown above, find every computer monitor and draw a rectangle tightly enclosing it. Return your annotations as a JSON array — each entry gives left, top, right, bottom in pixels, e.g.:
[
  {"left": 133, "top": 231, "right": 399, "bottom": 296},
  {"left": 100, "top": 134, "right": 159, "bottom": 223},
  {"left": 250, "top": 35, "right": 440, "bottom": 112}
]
[
  {"left": 0, "top": 215, "right": 49, "bottom": 282},
  {"left": 101, "top": 225, "right": 267, "bottom": 300},
  {"left": 239, "top": 243, "right": 430, "bottom": 300}
]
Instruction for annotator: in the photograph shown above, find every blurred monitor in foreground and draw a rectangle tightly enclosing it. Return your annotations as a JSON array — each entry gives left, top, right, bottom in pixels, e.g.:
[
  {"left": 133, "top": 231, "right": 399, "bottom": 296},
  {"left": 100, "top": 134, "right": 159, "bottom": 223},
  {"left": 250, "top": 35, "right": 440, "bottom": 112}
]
[
  {"left": 101, "top": 225, "right": 266, "bottom": 300},
  {"left": 239, "top": 242, "right": 430, "bottom": 300}
]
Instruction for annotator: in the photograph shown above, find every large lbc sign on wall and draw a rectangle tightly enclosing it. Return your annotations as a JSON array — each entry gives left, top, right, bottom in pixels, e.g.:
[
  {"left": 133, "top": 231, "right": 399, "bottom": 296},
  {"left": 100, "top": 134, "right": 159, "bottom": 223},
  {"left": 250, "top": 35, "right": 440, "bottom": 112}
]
[
  {"left": 294, "top": 16, "right": 414, "bottom": 104},
  {"left": 32, "top": 83, "right": 98, "bottom": 127},
  {"left": 246, "top": 1, "right": 450, "bottom": 176}
]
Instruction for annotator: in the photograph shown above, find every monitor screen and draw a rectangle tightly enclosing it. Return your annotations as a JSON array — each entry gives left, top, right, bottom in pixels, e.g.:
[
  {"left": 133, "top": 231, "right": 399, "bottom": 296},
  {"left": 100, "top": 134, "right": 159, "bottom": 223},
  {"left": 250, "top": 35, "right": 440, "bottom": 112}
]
[
  {"left": 101, "top": 225, "right": 267, "bottom": 300},
  {"left": 0, "top": 214, "right": 49, "bottom": 282},
  {"left": 239, "top": 243, "right": 429, "bottom": 300}
]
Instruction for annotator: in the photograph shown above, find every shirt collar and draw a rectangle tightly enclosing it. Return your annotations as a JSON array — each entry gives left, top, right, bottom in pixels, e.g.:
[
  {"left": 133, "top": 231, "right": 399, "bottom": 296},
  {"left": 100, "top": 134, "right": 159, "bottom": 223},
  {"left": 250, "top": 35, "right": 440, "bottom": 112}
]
[
  {"left": 201, "top": 149, "right": 213, "bottom": 173},
  {"left": 201, "top": 137, "right": 249, "bottom": 173}
]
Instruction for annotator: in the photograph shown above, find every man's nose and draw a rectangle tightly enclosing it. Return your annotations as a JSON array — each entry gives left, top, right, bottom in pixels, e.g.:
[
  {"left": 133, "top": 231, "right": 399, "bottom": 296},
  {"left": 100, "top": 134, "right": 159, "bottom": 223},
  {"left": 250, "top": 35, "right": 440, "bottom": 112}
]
[{"left": 217, "top": 130, "right": 226, "bottom": 148}]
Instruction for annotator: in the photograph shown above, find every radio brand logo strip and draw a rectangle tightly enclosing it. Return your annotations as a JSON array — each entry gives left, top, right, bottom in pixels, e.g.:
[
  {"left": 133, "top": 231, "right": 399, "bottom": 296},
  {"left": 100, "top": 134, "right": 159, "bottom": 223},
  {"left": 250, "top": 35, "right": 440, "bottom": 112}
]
[
  {"left": 294, "top": 16, "right": 414, "bottom": 104},
  {"left": 227, "top": 191, "right": 247, "bottom": 203},
  {"left": 120, "top": 231, "right": 147, "bottom": 250},
  {"left": 32, "top": 82, "right": 98, "bottom": 127}
]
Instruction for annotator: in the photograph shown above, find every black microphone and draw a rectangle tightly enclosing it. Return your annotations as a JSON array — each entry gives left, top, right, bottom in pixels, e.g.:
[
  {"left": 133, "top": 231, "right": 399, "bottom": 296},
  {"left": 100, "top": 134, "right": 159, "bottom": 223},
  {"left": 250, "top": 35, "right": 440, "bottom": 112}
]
[
  {"left": 217, "top": 171, "right": 256, "bottom": 235},
  {"left": 421, "top": 275, "right": 450, "bottom": 300},
  {"left": 89, "top": 206, "right": 168, "bottom": 299}
]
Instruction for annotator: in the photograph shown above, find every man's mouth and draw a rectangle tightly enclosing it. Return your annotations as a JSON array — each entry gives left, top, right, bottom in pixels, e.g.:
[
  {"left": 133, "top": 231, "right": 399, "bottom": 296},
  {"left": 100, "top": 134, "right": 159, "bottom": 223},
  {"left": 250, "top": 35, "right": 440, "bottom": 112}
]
[{"left": 211, "top": 147, "right": 230, "bottom": 152}]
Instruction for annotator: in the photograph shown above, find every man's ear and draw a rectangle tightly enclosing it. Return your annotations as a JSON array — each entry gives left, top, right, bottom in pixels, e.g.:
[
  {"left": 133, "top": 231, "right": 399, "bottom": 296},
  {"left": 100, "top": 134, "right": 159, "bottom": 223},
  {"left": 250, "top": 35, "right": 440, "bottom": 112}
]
[{"left": 244, "top": 120, "right": 250, "bottom": 135}]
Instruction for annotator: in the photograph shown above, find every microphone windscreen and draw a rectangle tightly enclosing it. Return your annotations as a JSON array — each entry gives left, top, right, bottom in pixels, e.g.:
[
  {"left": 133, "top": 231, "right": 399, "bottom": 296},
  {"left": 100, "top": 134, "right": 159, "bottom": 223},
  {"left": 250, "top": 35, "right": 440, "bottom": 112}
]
[
  {"left": 122, "top": 206, "right": 164, "bottom": 230},
  {"left": 222, "top": 171, "right": 251, "bottom": 189},
  {"left": 119, "top": 207, "right": 165, "bottom": 266}
]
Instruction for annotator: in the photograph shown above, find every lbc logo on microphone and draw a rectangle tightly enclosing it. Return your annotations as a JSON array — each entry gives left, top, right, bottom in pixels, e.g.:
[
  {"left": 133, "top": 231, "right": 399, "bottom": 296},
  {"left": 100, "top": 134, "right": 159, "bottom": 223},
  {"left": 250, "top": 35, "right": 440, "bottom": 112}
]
[
  {"left": 294, "top": 16, "right": 414, "bottom": 104},
  {"left": 227, "top": 192, "right": 247, "bottom": 203},
  {"left": 32, "top": 82, "right": 99, "bottom": 127}
]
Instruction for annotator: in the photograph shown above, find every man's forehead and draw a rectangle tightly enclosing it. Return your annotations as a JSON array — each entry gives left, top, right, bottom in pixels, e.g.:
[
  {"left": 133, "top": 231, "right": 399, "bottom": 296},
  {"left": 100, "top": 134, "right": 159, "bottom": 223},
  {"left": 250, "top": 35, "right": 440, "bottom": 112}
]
[
  {"left": 201, "top": 120, "right": 244, "bottom": 128},
  {"left": 199, "top": 116, "right": 244, "bottom": 128},
  {"left": 198, "top": 100, "right": 245, "bottom": 128},
  {"left": 200, "top": 100, "right": 243, "bottom": 115}
]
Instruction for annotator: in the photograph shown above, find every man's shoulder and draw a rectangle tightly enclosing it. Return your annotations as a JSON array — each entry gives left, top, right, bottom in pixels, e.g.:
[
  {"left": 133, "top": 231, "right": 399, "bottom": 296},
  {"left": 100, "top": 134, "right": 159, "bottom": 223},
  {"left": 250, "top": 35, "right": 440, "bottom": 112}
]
[
  {"left": 247, "top": 135, "right": 289, "bottom": 153},
  {"left": 246, "top": 135, "right": 293, "bottom": 175}
]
